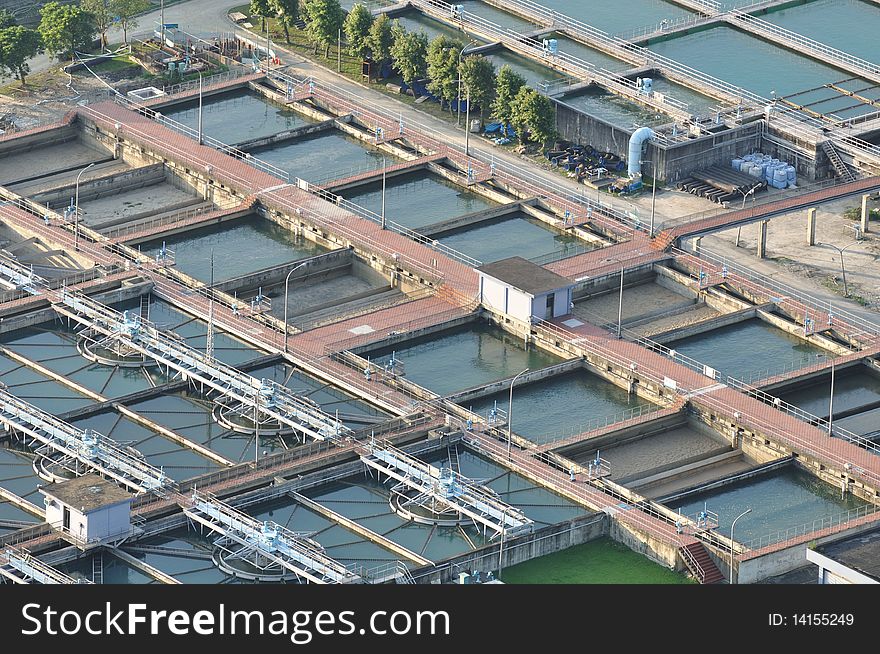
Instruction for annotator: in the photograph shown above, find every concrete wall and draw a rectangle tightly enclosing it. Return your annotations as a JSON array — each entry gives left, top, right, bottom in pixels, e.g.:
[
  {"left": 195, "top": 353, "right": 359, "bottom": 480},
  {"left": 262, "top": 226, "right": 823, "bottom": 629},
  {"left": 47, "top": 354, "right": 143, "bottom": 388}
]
[
  {"left": 738, "top": 516, "right": 880, "bottom": 584},
  {"left": 213, "top": 248, "right": 355, "bottom": 293},
  {"left": 411, "top": 512, "right": 608, "bottom": 583},
  {"left": 610, "top": 516, "right": 681, "bottom": 569},
  {"left": 555, "top": 97, "right": 634, "bottom": 164},
  {"left": 31, "top": 163, "right": 166, "bottom": 206},
  {"left": 654, "top": 122, "right": 765, "bottom": 184},
  {"left": 0, "top": 125, "right": 78, "bottom": 158}
]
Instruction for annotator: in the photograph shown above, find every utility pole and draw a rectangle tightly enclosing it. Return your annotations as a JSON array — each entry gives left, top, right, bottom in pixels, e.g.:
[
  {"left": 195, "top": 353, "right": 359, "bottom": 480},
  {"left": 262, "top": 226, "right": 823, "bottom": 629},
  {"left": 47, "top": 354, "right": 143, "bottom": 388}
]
[
  {"left": 381, "top": 157, "right": 386, "bottom": 229},
  {"left": 337, "top": 29, "right": 341, "bottom": 72},
  {"left": 617, "top": 266, "right": 624, "bottom": 339},
  {"left": 464, "top": 84, "right": 471, "bottom": 156}
]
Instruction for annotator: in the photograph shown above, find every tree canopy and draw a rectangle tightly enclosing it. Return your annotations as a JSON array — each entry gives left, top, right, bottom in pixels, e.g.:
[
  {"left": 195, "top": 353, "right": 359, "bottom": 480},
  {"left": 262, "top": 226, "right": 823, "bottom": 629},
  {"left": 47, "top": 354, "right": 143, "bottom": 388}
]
[
  {"left": 271, "top": 0, "right": 299, "bottom": 44},
  {"left": 0, "top": 26, "right": 43, "bottom": 85},
  {"left": 302, "top": 0, "right": 344, "bottom": 57},
  {"left": 510, "top": 86, "right": 556, "bottom": 146},
  {"left": 81, "top": 0, "right": 112, "bottom": 48},
  {"left": 460, "top": 54, "right": 496, "bottom": 121},
  {"left": 390, "top": 22, "right": 427, "bottom": 89},
  {"left": 366, "top": 13, "right": 393, "bottom": 63},
  {"left": 491, "top": 64, "right": 527, "bottom": 125},
  {"left": 110, "top": 0, "right": 150, "bottom": 45},
  {"left": 343, "top": 3, "right": 373, "bottom": 60},
  {"left": 38, "top": 2, "right": 96, "bottom": 59},
  {"left": 426, "top": 35, "right": 463, "bottom": 112},
  {"left": 250, "top": 0, "right": 272, "bottom": 31}
]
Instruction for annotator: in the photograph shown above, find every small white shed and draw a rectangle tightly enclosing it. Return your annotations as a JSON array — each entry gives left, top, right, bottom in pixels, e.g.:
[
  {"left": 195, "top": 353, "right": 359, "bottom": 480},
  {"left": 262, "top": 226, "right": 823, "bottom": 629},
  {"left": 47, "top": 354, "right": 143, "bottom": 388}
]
[
  {"left": 476, "top": 256, "right": 574, "bottom": 323},
  {"left": 40, "top": 474, "right": 134, "bottom": 547}
]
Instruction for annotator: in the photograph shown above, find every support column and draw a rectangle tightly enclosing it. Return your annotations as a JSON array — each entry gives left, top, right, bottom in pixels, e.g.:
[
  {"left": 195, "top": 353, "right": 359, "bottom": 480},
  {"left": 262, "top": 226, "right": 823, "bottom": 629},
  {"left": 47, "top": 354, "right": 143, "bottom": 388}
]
[
  {"left": 757, "top": 220, "right": 768, "bottom": 259},
  {"left": 861, "top": 193, "right": 871, "bottom": 234},
  {"left": 806, "top": 207, "right": 817, "bottom": 246},
  {"left": 693, "top": 236, "right": 702, "bottom": 254}
]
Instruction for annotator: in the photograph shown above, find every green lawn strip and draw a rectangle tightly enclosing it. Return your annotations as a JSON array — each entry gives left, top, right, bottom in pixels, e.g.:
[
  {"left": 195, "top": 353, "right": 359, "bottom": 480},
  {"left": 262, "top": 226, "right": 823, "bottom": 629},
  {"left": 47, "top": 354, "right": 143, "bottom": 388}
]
[{"left": 500, "top": 537, "right": 694, "bottom": 584}]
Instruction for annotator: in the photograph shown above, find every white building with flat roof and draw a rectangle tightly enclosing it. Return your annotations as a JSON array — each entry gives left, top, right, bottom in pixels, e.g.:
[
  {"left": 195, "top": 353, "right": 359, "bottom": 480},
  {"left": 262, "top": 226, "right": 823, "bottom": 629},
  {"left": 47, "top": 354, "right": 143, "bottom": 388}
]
[
  {"left": 40, "top": 474, "right": 134, "bottom": 548},
  {"left": 476, "top": 257, "right": 574, "bottom": 324}
]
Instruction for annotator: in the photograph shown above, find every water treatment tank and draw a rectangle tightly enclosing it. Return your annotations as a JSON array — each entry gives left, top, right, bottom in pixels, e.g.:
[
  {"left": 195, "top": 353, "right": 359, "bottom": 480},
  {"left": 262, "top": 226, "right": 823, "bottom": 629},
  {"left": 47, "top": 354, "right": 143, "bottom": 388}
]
[{"left": 732, "top": 157, "right": 743, "bottom": 171}]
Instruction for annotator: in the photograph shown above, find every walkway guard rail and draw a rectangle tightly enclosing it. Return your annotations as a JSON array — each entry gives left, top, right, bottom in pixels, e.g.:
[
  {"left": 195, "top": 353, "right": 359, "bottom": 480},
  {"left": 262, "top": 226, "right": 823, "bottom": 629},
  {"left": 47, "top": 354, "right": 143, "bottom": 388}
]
[
  {"left": 673, "top": 245, "right": 880, "bottom": 342},
  {"left": 726, "top": 376, "right": 880, "bottom": 455},
  {"left": 740, "top": 503, "right": 880, "bottom": 553}
]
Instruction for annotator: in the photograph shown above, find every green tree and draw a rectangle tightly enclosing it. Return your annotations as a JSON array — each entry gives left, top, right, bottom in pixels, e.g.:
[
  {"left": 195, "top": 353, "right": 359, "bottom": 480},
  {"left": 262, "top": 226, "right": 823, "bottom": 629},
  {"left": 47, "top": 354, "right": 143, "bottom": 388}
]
[
  {"left": 460, "top": 54, "right": 495, "bottom": 122},
  {"left": 390, "top": 22, "right": 427, "bottom": 90},
  {"left": 343, "top": 3, "right": 372, "bottom": 60},
  {"left": 0, "top": 10, "right": 16, "bottom": 29},
  {"left": 367, "top": 13, "right": 392, "bottom": 64},
  {"left": 510, "top": 86, "right": 556, "bottom": 146},
  {"left": 81, "top": 0, "right": 111, "bottom": 48},
  {"left": 426, "top": 35, "right": 462, "bottom": 113},
  {"left": 0, "top": 26, "right": 43, "bottom": 85},
  {"left": 250, "top": 0, "right": 272, "bottom": 32},
  {"left": 271, "top": 0, "right": 299, "bottom": 43},
  {"left": 491, "top": 64, "right": 526, "bottom": 126},
  {"left": 302, "top": 0, "right": 344, "bottom": 58},
  {"left": 110, "top": 0, "right": 150, "bottom": 45},
  {"left": 38, "top": 2, "right": 96, "bottom": 60}
]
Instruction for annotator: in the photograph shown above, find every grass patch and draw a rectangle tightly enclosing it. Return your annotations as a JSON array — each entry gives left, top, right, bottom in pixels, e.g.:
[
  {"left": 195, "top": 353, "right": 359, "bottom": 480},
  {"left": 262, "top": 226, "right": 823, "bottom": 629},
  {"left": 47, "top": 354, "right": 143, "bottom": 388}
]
[{"left": 500, "top": 537, "right": 694, "bottom": 584}]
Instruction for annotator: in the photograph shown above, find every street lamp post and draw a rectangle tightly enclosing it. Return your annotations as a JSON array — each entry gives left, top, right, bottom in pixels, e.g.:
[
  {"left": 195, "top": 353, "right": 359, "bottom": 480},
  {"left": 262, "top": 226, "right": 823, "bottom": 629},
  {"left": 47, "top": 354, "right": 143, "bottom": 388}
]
[
  {"left": 818, "top": 241, "right": 859, "bottom": 298},
  {"left": 73, "top": 162, "right": 96, "bottom": 252},
  {"left": 507, "top": 368, "right": 529, "bottom": 461},
  {"left": 283, "top": 261, "right": 310, "bottom": 353},
  {"left": 818, "top": 353, "right": 836, "bottom": 435},
  {"left": 738, "top": 182, "right": 760, "bottom": 210},
  {"left": 197, "top": 70, "right": 203, "bottom": 145},
  {"left": 617, "top": 266, "right": 625, "bottom": 339},
  {"left": 457, "top": 40, "right": 478, "bottom": 128},
  {"left": 729, "top": 508, "right": 751, "bottom": 584}
]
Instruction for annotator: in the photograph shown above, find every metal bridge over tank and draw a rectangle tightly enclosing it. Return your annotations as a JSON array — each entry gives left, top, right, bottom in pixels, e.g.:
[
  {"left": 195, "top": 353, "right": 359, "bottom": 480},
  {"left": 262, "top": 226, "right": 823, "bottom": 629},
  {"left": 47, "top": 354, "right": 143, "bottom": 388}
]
[
  {"left": 182, "top": 491, "right": 362, "bottom": 584},
  {"left": 0, "top": 252, "right": 46, "bottom": 294},
  {"left": 0, "top": 387, "right": 172, "bottom": 494},
  {"left": 0, "top": 547, "right": 89, "bottom": 584},
  {"left": 359, "top": 440, "right": 534, "bottom": 538},
  {"left": 52, "top": 291, "right": 351, "bottom": 442}
]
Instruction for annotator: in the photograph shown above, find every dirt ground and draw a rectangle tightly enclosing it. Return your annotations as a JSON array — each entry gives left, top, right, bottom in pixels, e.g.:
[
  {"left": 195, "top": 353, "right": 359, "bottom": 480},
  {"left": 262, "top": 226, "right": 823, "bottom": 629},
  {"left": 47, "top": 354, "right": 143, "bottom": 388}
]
[
  {"left": 0, "top": 62, "right": 149, "bottom": 132},
  {"left": 703, "top": 193, "right": 880, "bottom": 310}
]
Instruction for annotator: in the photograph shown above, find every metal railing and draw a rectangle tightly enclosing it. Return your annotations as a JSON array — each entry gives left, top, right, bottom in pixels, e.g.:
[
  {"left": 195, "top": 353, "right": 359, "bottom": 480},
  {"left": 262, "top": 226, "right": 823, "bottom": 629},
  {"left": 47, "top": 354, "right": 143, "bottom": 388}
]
[
  {"left": 726, "top": 376, "right": 880, "bottom": 455},
  {"left": 538, "top": 403, "right": 664, "bottom": 449},
  {"left": 741, "top": 503, "right": 880, "bottom": 553},
  {"left": 614, "top": 13, "right": 713, "bottom": 42},
  {"left": 264, "top": 67, "right": 645, "bottom": 237},
  {"left": 674, "top": 245, "right": 880, "bottom": 342},
  {"left": 100, "top": 203, "right": 228, "bottom": 240},
  {"left": 160, "top": 69, "right": 251, "bottom": 97},
  {"left": 728, "top": 10, "right": 880, "bottom": 80},
  {"left": 728, "top": 354, "right": 842, "bottom": 387},
  {"left": 306, "top": 185, "right": 482, "bottom": 268},
  {"left": 411, "top": 0, "right": 694, "bottom": 120}
]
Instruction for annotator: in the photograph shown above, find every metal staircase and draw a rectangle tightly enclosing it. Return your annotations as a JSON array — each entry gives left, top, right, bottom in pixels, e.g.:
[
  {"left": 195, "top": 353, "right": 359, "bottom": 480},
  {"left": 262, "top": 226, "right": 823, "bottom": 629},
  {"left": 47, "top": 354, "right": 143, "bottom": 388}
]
[
  {"left": 822, "top": 141, "right": 857, "bottom": 183},
  {"left": 679, "top": 542, "right": 724, "bottom": 584}
]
